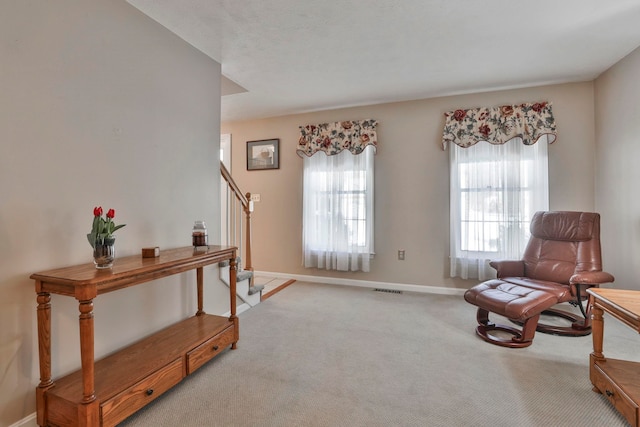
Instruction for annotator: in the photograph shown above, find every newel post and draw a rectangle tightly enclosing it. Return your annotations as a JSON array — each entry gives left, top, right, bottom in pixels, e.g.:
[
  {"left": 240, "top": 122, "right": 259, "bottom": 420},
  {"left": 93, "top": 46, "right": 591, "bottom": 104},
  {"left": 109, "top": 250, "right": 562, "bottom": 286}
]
[{"left": 244, "top": 192, "right": 253, "bottom": 272}]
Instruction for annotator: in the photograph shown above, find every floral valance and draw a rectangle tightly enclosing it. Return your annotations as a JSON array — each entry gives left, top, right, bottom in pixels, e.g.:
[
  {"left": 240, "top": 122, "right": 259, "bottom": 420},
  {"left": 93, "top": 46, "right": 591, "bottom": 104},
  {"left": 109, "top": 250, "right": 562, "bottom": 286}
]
[
  {"left": 297, "top": 119, "right": 378, "bottom": 157},
  {"left": 442, "top": 101, "right": 557, "bottom": 150}
]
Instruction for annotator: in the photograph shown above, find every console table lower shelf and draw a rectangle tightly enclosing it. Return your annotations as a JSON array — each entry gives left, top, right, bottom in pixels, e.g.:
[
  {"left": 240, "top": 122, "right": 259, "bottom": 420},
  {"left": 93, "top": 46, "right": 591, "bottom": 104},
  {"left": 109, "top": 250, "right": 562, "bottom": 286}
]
[
  {"left": 45, "top": 314, "right": 234, "bottom": 427},
  {"left": 591, "top": 357, "right": 640, "bottom": 426},
  {"left": 588, "top": 288, "right": 640, "bottom": 427}
]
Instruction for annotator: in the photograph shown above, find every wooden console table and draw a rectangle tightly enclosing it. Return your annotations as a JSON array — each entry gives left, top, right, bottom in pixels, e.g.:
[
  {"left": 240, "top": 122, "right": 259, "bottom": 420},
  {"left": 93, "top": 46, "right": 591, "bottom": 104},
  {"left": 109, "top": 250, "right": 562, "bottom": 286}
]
[
  {"left": 31, "top": 246, "right": 238, "bottom": 427},
  {"left": 588, "top": 288, "right": 640, "bottom": 427}
]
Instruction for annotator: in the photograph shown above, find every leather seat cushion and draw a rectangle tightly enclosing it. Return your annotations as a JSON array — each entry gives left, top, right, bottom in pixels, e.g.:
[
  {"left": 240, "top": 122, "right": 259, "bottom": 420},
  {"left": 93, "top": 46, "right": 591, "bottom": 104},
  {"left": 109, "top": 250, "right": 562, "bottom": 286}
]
[
  {"left": 464, "top": 280, "right": 560, "bottom": 322},
  {"left": 496, "top": 277, "right": 572, "bottom": 302}
]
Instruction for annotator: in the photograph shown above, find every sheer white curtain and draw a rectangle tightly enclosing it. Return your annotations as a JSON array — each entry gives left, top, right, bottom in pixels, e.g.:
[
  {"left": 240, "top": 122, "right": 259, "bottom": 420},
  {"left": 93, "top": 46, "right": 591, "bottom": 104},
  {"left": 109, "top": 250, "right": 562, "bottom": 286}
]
[
  {"left": 449, "top": 137, "right": 549, "bottom": 280},
  {"left": 303, "top": 145, "right": 374, "bottom": 272}
]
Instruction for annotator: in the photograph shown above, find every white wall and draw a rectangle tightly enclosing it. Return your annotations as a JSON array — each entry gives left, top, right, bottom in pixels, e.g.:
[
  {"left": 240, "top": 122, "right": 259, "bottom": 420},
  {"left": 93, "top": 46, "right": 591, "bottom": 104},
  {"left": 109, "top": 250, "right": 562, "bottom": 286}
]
[
  {"left": 222, "top": 82, "right": 598, "bottom": 290},
  {"left": 0, "top": 1, "right": 223, "bottom": 424},
  {"left": 595, "top": 45, "right": 640, "bottom": 289}
]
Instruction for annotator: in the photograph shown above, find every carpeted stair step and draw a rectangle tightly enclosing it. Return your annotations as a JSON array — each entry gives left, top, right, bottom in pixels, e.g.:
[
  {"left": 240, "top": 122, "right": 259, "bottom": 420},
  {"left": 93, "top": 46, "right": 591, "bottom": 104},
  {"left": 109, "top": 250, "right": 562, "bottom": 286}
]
[
  {"left": 248, "top": 284, "right": 264, "bottom": 295},
  {"left": 218, "top": 258, "right": 263, "bottom": 295},
  {"left": 236, "top": 269, "right": 253, "bottom": 282}
]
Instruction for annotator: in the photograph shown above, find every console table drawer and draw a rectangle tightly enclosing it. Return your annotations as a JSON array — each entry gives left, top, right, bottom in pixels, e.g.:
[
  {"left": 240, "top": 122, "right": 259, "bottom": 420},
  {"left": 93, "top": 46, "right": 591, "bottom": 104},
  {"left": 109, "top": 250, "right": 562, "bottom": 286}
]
[
  {"left": 187, "top": 326, "right": 235, "bottom": 374},
  {"left": 592, "top": 362, "right": 639, "bottom": 426},
  {"left": 101, "top": 358, "right": 184, "bottom": 427}
]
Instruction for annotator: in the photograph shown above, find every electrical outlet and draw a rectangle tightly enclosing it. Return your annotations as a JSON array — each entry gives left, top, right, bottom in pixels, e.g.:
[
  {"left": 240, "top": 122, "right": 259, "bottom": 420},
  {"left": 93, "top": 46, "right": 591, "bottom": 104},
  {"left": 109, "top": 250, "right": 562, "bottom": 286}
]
[
  {"left": 250, "top": 194, "right": 261, "bottom": 202},
  {"left": 398, "top": 250, "right": 405, "bottom": 260}
]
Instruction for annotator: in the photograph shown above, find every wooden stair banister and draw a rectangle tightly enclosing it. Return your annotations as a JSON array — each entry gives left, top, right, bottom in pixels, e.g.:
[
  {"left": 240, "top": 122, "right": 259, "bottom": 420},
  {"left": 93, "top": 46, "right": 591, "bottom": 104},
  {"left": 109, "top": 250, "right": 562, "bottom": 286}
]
[
  {"left": 220, "top": 161, "right": 248, "bottom": 207},
  {"left": 220, "top": 161, "right": 253, "bottom": 274}
]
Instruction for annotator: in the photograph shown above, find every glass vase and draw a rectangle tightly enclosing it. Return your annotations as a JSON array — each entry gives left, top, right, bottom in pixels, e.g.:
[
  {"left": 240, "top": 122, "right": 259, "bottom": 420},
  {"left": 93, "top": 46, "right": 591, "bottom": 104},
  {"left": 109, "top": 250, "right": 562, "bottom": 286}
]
[{"left": 93, "top": 237, "right": 116, "bottom": 269}]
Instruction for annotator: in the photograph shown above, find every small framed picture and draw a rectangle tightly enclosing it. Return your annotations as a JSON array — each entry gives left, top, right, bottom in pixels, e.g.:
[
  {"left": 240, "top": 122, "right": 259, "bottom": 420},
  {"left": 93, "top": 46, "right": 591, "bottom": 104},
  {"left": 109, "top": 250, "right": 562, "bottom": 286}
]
[{"left": 247, "top": 139, "right": 280, "bottom": 170}]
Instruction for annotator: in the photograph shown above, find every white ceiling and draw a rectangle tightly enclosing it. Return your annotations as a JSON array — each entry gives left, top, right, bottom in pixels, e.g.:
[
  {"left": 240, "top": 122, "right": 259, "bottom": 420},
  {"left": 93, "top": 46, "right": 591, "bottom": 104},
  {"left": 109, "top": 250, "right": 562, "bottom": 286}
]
[{"left": 128, "top": 0, "right": 640, "bottom": 122}]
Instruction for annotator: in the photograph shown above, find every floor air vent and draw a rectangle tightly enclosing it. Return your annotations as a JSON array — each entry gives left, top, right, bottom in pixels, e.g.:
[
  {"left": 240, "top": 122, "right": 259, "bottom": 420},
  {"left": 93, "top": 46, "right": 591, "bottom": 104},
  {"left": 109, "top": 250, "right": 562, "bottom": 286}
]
[{"left": 373, "top": 288, "right": 402, "bottom": 294}]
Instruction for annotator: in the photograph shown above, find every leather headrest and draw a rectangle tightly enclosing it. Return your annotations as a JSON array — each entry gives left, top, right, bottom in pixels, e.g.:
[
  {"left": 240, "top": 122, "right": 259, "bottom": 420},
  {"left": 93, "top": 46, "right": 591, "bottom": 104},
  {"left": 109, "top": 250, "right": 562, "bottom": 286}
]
[{"left": 529, "top": 211, "right": 597, "bottom": 242}]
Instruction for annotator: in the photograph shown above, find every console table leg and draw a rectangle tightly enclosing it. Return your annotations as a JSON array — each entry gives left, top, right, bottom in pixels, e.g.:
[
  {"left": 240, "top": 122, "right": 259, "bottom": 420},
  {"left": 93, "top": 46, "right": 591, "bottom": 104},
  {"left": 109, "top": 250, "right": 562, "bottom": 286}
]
[
  {"left": 77, "top": 399, "right": 100, "bottom": 427},
  {"left": 78, "top": 300, "right": 96, "bottom": 404},
  {"left": 36, "top": 291, "right": 52, "bottom": 426},
  {"left": 591, "top": 302, "right": 604, "bottom": 360},
  {"left": 196, "top": 267, "right": 205, "bottom": 316}
]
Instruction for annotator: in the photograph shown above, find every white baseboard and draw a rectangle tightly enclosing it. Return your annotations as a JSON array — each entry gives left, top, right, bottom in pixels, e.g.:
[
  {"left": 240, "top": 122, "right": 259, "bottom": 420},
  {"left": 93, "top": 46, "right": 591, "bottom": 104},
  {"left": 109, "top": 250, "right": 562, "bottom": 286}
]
[
  {"left": 9, "top": 412, "right": 36, "bottom": 427},
  {"left": 253, "top": 271, "right": 467, "bottom": 296},
  {"left": 223, "top": 302, "right": 251, "bottom": 317}
]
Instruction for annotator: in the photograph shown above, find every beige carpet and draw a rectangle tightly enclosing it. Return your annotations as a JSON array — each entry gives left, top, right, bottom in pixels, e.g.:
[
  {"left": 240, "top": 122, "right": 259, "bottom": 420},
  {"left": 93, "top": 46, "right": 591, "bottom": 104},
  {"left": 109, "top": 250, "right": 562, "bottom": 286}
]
[{"left": 120, "top": 282, "right": 634, "bottom": 426}]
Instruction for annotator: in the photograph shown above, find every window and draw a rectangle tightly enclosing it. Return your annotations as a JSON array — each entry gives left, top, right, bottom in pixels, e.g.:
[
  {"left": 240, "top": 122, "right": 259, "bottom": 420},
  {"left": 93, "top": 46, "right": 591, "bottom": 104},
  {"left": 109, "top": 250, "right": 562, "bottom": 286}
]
[
  {"left": 449, "top": 138, "right": 549, "bottom": 280},
  {"left": 303, "top": 146, "right": 374, "bottom": 272}
]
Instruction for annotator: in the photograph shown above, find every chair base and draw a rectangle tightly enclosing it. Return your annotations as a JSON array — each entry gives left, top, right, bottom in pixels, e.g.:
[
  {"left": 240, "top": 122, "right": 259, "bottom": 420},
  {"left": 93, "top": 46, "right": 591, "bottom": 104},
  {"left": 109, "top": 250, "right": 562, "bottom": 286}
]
[
  {"left": 510, "top": 308, "right": 592, "bottom": 337},
  {"left": 476, "top": 309, "right": 539, "bottom": 348}
]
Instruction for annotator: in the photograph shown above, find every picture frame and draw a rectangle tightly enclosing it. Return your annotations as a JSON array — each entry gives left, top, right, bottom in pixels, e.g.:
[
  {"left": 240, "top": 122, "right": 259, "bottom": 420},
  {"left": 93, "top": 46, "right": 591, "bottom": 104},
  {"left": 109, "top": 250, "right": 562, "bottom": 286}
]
[{"left": 247, "top": 138, "right": 280, "bottom": 170}]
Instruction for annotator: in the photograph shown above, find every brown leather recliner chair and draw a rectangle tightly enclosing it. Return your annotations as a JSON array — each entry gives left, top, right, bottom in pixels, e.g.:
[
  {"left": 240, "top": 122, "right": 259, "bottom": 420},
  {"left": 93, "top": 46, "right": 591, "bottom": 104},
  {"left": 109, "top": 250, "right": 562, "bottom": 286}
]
[{"left": 464, "top": 211, "right": 615, "bottom": 348}]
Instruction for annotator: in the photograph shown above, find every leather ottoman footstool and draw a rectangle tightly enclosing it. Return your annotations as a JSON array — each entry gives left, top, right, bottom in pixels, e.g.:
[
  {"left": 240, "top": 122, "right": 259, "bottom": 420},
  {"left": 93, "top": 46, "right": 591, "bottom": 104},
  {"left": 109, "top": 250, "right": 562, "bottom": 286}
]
[{"left": 464, "top": 280, "right": 559, "bottom": 348}]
